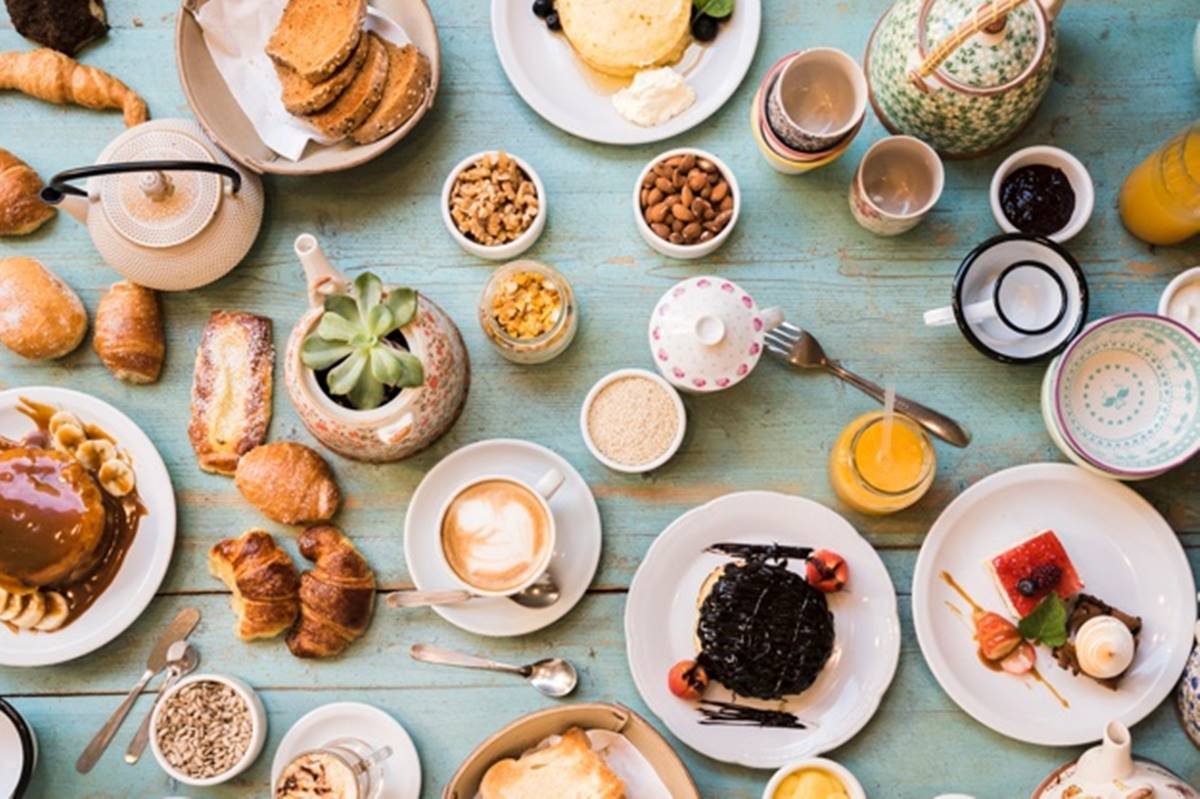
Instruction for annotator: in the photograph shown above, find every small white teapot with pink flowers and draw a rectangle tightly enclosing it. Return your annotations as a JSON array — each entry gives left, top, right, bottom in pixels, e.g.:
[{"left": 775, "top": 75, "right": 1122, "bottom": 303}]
[
  {"left": 648, "top": 276, "right": 784, "bottom": 394},
  {"left": 1032, "top": 721, "right": 1198, "bottom": 799}
]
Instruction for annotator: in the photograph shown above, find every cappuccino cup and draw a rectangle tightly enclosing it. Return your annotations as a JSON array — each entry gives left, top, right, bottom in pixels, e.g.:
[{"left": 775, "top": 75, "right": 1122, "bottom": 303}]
[{"left": 437, "top": 469, "right": 563, "bottom": 597}]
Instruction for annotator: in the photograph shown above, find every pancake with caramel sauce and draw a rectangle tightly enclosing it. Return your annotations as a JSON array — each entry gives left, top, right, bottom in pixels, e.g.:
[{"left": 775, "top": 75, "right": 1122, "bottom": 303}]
[{"left": 0, "top": 398, "right": 145, "bottom": 631}]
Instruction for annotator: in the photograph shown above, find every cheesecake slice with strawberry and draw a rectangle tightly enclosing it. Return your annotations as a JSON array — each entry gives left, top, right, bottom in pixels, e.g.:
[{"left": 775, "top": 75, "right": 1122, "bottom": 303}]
[{"left": 986, "top": 530, "right": 1083, "bottom": 618}]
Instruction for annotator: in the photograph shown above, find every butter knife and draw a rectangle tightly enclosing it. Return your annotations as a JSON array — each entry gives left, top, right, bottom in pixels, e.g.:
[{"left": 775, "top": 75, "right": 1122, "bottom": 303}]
[{"left": 76, "top": 607, "right": 201, "bottom": 773}]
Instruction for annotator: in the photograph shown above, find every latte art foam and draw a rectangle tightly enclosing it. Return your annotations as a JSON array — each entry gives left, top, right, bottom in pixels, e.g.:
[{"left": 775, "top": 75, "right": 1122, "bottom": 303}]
[{"left": 441, "top": 480, "right": 550, "bottom": 592}]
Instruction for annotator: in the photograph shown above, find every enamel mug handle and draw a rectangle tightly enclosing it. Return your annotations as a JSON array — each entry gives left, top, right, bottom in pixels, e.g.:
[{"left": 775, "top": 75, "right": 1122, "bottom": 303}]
[
  {"left": 924, "top": 301, "right": 997, "bottom": 327},
  {"left": 924, "top": 306, "right": 956, "bottom": 326},
  {"left": 534, "top": 467, "right": 565, "bottom": 501}
]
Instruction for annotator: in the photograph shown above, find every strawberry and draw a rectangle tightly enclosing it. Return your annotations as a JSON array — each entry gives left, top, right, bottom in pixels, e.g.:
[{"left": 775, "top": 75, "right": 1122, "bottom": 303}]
[
  {"left": 974, "top": 611, "right": 1022, "bottom": 661},
  {"left": 805, "top": 550, "right": 849, "bottom": 593}
]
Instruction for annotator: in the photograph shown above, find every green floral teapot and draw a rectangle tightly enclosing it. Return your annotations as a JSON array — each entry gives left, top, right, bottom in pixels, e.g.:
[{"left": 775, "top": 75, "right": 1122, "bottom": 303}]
[{"left": 866, "top": 0, "right": 1065, "bottom": 158}]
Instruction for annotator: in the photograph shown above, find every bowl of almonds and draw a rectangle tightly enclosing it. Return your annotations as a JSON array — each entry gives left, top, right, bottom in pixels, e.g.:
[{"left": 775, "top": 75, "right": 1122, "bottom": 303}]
[
  {"left": 150, "top": 673, "right": 266, "bottom": 786},
  {"left": 442, "top": 150, "right": 546, "bottom": 260},
  {"left": 634, "top": 148, "right": 739, "bottom": 260}
]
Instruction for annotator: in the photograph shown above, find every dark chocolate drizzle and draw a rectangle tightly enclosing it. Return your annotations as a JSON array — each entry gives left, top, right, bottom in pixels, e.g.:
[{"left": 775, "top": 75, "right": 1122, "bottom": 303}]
[{"left": 697, "top": 699, "right": 808, "bottom": 729}]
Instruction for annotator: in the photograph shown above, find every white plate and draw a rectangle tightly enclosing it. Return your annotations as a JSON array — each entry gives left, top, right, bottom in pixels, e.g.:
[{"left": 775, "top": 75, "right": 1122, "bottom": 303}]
[
  {"left": 403, "top": 439, "right": 601, "bottom": 637},
  {"left": 0, "top": 387, "right": 176, "bottom": 668},
  {"left": 270, "top": 702, "right": 420, "bottom": 799},
  {"left": 912, "top": 463, "right": 1197, "bottom": 746},
  {"left": 625, "top": 491, "right": 900, "bottom": 768},
  {"left": 490, "top": 0, "right": 762, "bottom": 145}
]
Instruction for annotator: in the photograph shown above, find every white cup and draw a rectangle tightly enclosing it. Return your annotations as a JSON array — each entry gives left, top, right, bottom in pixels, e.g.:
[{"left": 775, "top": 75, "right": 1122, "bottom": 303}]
[
  {"left": 766, "top": 48, "right": 867, "bottom": 152},
  {"left": 925, "top": 260, "right": 1068, "bottom": 339},
  {"left": 850, "top": 136, "right": 944, "bottom": 236},
  {"left": 437, "top": 469, "right": 563, "bottom": 597}
]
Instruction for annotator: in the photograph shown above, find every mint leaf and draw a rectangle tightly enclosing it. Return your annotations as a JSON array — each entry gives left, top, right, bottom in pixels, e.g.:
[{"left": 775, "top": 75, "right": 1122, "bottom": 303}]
[
  {"left": 1017, "top": 594, "right": 1068, "bottom": 648},
  {"left": 694, "top": 0, "right": 734, "bottom": 19}
]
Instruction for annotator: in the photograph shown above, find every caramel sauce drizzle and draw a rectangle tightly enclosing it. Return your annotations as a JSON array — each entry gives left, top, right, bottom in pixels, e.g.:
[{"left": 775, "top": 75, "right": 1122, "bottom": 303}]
[{"left": 939, "top": 570, "right": 1069, "bottom": 710}]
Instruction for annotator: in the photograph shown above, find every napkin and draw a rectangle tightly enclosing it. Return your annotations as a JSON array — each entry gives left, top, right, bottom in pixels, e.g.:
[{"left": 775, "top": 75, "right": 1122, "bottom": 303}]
[{"left": 193, "top": 0, "right": 409, "bottom": 162}]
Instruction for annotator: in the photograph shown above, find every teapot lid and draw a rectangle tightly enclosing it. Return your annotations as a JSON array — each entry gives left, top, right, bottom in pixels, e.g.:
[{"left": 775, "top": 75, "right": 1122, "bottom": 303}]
[
  {"left": 920, "top": 0, "right": 1049, "bottom": 92},
  {"left": 648, "top": 276, "right": 776, "bottom": 392},
  {"left": 94, "top": 124, "right": 223, "bottom": 249}
]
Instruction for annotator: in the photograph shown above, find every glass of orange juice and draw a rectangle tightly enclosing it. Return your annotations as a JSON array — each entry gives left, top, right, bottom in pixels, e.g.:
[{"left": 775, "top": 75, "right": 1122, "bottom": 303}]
[
  {"left": 1119, "top": 122, "right": 1200, "bottom": 246},
  {"left": 829, "top": 411, "right": 935, "bottom": 514}
]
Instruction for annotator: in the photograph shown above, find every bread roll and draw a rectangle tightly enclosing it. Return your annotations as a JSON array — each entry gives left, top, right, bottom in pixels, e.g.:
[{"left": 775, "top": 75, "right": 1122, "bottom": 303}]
[
  {"left": 93, "top": 281, "right": 164, "bottom": 383},
  {"left": 235, "top": 442, "right": 340, "bottom": 524},
  {"left": 0, "top": 256, "right": 86, "bottom": 359},
  {"left": 0, "top": 147, "right": 55, "bottom": 236}
]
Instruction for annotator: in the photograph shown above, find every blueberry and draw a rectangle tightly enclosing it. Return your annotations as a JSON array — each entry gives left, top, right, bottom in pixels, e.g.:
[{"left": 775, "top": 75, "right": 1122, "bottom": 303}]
[
  {"left": 692, "top": 13, "right": 718, "bottom": 42},
  {"left": 545, "top": 11, "right": 561, "bottom": 30},
  {"left": 1017, "top": 578, "right": 1038, "bottom": 597},
  {"left": 532, "top": 0, "right": 553, "bottom": 18}
]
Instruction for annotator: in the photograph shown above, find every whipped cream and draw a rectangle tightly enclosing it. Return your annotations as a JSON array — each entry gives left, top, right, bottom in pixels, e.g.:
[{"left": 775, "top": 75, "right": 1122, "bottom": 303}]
[
  {"left": 612, "top": 68, "right": 695, "bottom": 127},
  {"left": 1075, "top": 615, "right": 1135, "bottom": 679}
]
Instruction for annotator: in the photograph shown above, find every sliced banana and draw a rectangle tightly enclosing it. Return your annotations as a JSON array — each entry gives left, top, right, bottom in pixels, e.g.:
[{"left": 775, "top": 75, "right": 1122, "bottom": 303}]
[
  {"left": 52, "top": 423, "right": 87, "bottom": 454},
  {"left": 33, "top": 591, "right": 69, "bottom": 632},
  {"left": 11, "top": 591, "right": 45, "bottom": 629},
  {"left": 75, "top": 438, "right": 117, "bottom": 472},
  {"left": 98, "top": 459, "right": 135, "bottom": 497},
  {"left": 0, "top": 590, "right": 25, "bottom": 622},
  {"left": 48, "top": 410, "right": 82, "bottom": 435}
]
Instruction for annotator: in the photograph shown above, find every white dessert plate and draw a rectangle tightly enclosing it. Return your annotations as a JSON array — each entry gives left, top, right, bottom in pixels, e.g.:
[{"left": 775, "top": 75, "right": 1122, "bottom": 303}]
[
  {"left": 270, "top": 702, "right": 420, "bottom": 799},
  {"left": 625, "top": 491, "right": 900, "bottom": 768},
  {"left": 404, "top": 438, "right": 602, "bottom": 637},
  {"left": 0, "top": 387, "right": 176, "bottom": 668},
  {"left": 490, "top": 0, "right": 762, "bottom": 145},
  {"left": 912, "top": 463, "right": 1197, "bottom": 747}
]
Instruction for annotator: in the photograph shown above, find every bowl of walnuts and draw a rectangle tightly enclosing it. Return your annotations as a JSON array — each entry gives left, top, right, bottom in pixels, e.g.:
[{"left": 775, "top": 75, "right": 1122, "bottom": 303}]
[
  {"left": 634, "top": 148, "right": 739, "bottom": 260},
  {"left": 442, "top": 150, "right": 546, "bottom": 260}
]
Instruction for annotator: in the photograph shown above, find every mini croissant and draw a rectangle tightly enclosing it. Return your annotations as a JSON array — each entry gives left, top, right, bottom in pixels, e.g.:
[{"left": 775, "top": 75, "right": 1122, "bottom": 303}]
[
  {"left": 209, "top": 530, "right": 300, "bottom": 640},
  {"left": 286, "top": 526, "right": 374, "bottom": 659}
]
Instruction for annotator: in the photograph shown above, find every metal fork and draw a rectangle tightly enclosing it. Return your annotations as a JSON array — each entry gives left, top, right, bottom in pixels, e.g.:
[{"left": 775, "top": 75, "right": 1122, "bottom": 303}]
[{"left": 764, "top": 322, "right": 971, "bottom": 448}]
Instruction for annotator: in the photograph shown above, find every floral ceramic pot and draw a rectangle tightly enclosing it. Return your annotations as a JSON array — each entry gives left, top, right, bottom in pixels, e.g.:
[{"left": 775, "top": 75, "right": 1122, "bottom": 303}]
[
  {"left": 1179, "top": 621, "right": 1200, "bottom": 749},
  {"left": 648, "top": 276, "right": 784, "bottom": 394},
  {"left": 1032, "top": 721, "right": 1200, "bottom": 799},
  {"left": 285, "top": 234, "right": 469, "bottom": 462},
  {"left": 866, "top": 0, "right": 1064, "bottom": 158}
]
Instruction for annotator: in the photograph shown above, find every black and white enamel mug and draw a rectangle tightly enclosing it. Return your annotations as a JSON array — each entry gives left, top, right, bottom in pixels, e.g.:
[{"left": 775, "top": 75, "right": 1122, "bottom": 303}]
[
  {"left": 0, "top": 698, "right": 37, "bottom": 799},
  {"left": 924, "top": 233, "right": 1088, "bottom": 364}
]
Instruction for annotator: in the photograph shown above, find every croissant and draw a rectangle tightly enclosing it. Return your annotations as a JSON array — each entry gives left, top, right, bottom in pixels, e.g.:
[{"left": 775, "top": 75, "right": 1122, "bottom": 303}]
[
  {"left": 93, "top": 281, "right": 164, "bottom": 383},
  {"left": 209, "top": 530, "right": 300, "bottom": 640},
  {"left": 0, "top": 147, "right": 54, "bottom": 236},
  {"left": 286, "top": 526, "right": 374, "bottom": 659},
  {"left": 235, "top": 442, "right": 340, "bottom": 524},
  {"left": 0, "top": 48, "right": 147, "bottom": 127}
]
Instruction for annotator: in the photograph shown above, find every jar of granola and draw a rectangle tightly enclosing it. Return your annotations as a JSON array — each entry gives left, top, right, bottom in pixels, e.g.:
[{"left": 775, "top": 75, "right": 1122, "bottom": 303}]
[{"left": 479, "top": 260, "right": 578, "bottom": 364}]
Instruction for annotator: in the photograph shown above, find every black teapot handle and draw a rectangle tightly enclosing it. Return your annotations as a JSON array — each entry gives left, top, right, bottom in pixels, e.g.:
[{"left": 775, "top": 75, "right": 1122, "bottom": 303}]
[{"left": 39, "top": 159, "right": 242, "bottom": 204}]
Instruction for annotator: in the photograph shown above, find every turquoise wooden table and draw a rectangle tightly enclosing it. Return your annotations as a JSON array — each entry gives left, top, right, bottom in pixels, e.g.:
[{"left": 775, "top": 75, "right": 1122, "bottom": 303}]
[{"left": 2, "top": 0, "right": 1199, "bottom": 796}]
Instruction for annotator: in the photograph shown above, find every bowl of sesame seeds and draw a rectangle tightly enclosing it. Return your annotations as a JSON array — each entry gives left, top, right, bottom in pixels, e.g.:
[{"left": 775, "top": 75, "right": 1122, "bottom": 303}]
[
  {"left": 580, "top": 368, "right": 687, "bottom": 473},
  {"left": 150, "top": 673, "right": 266, "bottom": 786}
]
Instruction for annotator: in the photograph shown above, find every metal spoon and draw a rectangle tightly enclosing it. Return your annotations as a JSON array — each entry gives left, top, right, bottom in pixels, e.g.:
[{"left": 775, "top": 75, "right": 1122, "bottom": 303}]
[
  {"left": 410, "top": 643, "right": 578, "bottom": 698},
  {"left": 124, "top": 641, "right": 199, "bottom": 764},
  {"left": 386, "top": 571, "right": 561, "bottom": 610}
]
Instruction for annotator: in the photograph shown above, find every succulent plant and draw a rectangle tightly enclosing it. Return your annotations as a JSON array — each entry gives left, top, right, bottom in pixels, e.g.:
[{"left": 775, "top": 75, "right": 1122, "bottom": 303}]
[{"left": 301, "top": 272, "right": 424, "bottom": 410}]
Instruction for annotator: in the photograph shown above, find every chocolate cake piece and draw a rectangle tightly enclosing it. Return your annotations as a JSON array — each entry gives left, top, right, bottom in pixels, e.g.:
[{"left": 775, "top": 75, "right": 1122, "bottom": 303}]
[
  {"left": 1052, "top": 593, "right": 1142, "bottom": 690},
  {"left": 696, "top": 555, "right": 835, "bottom": 700},
  {"left": 5, "top": 0, "right": 108, "bottom": 55}
]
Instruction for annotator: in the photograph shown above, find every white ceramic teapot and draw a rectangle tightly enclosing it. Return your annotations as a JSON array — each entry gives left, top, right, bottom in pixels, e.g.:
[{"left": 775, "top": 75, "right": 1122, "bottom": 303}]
[
  {"left": 284, "top": 234, "right": 469, "bottom": 462},
  {"left": 39, "top": 118, "right": 264, "bottom": 291},
  {"left": 1032, "top": 721, "right": 1199, "bottom": 799}
]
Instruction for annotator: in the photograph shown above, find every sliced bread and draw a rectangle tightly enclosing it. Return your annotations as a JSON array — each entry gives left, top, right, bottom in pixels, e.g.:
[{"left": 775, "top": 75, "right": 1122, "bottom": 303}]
[
  {"left": 277, "top": 28, "right": 369, "bottom": 115},
  {"left": 304, "top": 32, "right": 389, "bottom": 140},
  {"left": 265, "top": 0, "right": 366, "bottom": 83},
  {"left": 349, "top": 41, "right": 431, "bottom": 145},
  {"left": 479, "top": 728, "right": 626, "bottom": 799}
]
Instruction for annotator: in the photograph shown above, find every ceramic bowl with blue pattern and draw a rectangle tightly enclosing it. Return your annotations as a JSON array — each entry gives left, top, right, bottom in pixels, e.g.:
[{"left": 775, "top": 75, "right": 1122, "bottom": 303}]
[
  {"left": 1052, "top": 314, "right": 1200, "bottom": 478},
  {"left": 1179, "top": 620, "right": 1200, "bottom": 749}
]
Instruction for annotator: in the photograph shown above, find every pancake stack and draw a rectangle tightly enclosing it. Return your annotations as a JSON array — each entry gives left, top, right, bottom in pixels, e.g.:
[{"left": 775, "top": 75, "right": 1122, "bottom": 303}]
[
  {"left": 266, "top": 0, "right": 432, "bottom": 145},
  {"left": 555, "top": 0, "right": 691, "bottom": 77}
]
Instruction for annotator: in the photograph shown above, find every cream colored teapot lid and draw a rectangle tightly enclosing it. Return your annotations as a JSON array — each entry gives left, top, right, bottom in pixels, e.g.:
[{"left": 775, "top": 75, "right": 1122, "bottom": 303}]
[{"left": 917, "top": 0, "right": 1051, "bottom": 92}]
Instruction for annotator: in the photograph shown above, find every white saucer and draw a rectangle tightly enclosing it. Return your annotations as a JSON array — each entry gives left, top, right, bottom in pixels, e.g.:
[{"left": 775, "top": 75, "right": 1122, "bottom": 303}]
[
  {"left": 0, "top": 387, "right": 176, "bottom": 667},
  {"left": 270, "top": 702, "right": 420, "bottom": 799},
  {"left": 912, "top": 463, "right": 1197, "bottom": 746},
  {"left": 625, "top": 491, "right": 901, "bottom": 768},
  {"left": 403, "top": 439, "right": 602, "bottom": 637},
  {"left": 491, "top": 0, "right": 762, "bottom": 145}
]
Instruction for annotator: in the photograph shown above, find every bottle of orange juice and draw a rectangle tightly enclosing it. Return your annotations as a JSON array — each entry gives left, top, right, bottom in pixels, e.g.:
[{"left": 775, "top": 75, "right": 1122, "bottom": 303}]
[
  {"left": 1119, "top": 122, "right": 1200, "bottom": 246},
  {"left": 829, "top": 411, "right": 935, "bottom": 515}
]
